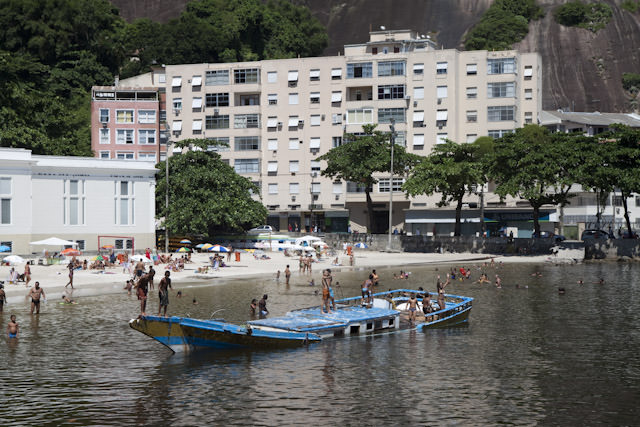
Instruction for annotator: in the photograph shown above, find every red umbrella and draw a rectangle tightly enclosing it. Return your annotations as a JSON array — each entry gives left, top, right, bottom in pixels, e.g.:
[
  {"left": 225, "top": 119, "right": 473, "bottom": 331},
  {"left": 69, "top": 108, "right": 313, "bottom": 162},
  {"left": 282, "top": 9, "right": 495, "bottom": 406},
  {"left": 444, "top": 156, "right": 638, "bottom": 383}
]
[{"left": 61, "top": 248, "right": 81, "bottom": 256}]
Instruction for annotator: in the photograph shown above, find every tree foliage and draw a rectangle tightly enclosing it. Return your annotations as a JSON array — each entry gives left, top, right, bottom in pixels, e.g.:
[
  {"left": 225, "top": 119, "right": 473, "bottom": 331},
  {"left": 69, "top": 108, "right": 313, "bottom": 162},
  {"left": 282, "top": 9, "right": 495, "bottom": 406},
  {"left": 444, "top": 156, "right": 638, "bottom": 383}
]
[
  {"left": 317, "top": 124, "right": 420, "bottom": 233},
  {"left": 554, "top": 1, "right": 613, "bottom": 32},
  {"left": 156, "top": 139, "right": 267, "bottom": 235}
]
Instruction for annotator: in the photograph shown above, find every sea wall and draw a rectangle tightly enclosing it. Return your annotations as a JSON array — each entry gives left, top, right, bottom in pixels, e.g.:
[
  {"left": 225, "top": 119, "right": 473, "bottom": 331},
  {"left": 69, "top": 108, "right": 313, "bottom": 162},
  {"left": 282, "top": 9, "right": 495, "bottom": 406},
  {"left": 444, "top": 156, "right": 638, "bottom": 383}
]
[{"left": 584, "top": 240, "right": 640, "bottom": 261}]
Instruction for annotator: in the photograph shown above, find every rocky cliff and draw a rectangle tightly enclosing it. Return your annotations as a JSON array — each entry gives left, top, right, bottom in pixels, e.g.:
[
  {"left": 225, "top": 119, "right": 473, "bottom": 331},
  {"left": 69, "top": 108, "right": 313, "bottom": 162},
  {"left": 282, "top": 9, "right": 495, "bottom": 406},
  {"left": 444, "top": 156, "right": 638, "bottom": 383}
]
[{"left": 110, "top": 0, "right": 640, "bottom": 112}]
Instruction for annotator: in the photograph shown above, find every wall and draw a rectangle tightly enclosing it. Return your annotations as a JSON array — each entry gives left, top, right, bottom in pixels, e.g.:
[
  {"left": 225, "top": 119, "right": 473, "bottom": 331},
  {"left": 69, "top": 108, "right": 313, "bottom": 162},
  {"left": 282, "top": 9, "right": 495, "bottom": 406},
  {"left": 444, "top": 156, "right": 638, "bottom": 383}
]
[{"left": 584, "top": 240, "right": 640, "bottom": 260}]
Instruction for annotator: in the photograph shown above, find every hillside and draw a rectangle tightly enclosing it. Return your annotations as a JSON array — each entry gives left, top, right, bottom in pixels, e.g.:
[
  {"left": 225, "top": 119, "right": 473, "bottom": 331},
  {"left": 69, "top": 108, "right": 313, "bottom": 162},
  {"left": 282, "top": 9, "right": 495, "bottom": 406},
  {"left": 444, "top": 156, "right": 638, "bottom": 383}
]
[{"left": 110, "top": 0, "right": 640, "bottom": 112}]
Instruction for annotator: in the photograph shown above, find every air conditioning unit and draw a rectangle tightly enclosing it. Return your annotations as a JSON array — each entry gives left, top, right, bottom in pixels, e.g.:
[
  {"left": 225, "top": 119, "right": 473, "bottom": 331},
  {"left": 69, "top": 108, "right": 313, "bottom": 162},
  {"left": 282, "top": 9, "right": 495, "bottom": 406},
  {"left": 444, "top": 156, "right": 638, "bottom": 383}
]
[
  {"left": 214, "top": 108, "right": 219, "bottom": 115},
  {"left": 335, "top": 195, "right": 340, "bottom": 200},
  {"left": 321, "top": 115, "right": 325, "bottom": 121},
  {"left": 311, "top": 172, "right": 318, "bottom": 177},
  {"left": 278, "top": 122, "right": 283, "bottom": 127},
  {"left": 173, "top": 109, "right": 180, "bottom": 115},
  {"left": 298, "top": 120, "right": 304, "bottom": 125},
  {"left": 291, "top": 196, "right": 296, "bottom": 201},
  {"left": 413, "top": 101, "right": 417, "bottom": 107}
]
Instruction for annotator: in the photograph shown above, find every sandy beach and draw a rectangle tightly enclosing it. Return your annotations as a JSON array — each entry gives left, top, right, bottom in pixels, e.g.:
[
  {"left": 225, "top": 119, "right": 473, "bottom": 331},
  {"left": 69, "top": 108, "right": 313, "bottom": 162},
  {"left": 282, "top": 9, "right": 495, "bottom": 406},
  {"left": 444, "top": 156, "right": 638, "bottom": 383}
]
[{"left": 0, "top": 247, "right": 583, "bottom": 304}]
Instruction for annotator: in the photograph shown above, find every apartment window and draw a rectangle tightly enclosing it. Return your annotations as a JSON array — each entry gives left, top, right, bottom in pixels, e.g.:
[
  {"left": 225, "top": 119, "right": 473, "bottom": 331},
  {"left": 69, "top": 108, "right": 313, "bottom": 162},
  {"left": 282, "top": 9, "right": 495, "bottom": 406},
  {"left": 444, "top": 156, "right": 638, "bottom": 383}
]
[
  {"left": 488, "top": 82, "right": 516, "bottom": 98},
  {"left": 310, "top": 138, "right": 321, "bottom": 149},
  {"left": 289, "top": 138, "right": 299, "bottom": 150},
  {"left": 116, "top": 110, "right": 134, "bottom": 124},
  {"left": 63, "top": 179, "right": 85, "bottom": 225},
  {"left": 138, "top": 110, "right": 156, "bottom": 124},
  {"left": 346, "top": 108, "right": 373, "bottom": 124},
  {"left": 310, "top": 115, "right": 321, "bottom": 126},
  {"left": 487, "top": 58, "right": 516, "bottom": 74},
  {"left": 524, "top": 65, "right": 533, "bottom": 79},
  {"left": 99, "top": 109, "right": 109, "bottom": 123},
  {"left": 205, "top": 93, "right": 229, "bottom": 107},
  {"left": 466, "top": 110, "right": 478, "bottom": 123},
  {"left": 99, "top": 128, "right": 110, "bottom": 144},
  {"left": 114, "top": 180, "right": 134, "bottom": 225},
  {"left": 332, "top": 113, "right": 342, "bottom": 125},
  {"left": 289, "top": 161, "right": 299, "bottom": 173},
  {"left": 99, "top": 151, "right": 110, "bottom": 159},
  {"left": 331, "top": 91, "right": 342, "bottom": 103},
  {"left": 234, "top": 136, "right": 260, "bottom": 151},
  {"left": 414, "top": 87, "right": 424, "bottom": 100},
  {"left": 266, "top": 161, "right": 278, "bottom": 174},
  {"left": 488, "top": 129, "right": 514, "bottom": 138},
  {"left": 488, "top": 106, "right": 515, "bottom": 121},
  {"left": 332, "top": 182, "right": 343, "bottom": 194},
  {"left": 466, "top": 87, "right": 478, "bottom": 99},
  {"left": 138, "top": 129, "right": 156, "bottom": 144},
  {"left": 378, "top": 108, "right": 405, "bottom": 124},
  {"left": 332, "top": 136, "right": 343, "bottom": 148},
  {"left": 267, "top": 94, "right": 278, "bottom": 106},
  {"left": 413, "top": 134, "right": 425, "bottom": 147},
  {"left": 525, "top": 112, "right": 533, "bottom": 124},
  {"left": 0, "top": 178, "right": 11, "bottom": 225},
  {"left": 378, "top": 61, "right": 405, "bottom": 77},
  {"left": 266, "top": 117, "right": 278, "bottom": 129},
  {"left": 466, "top": 64, "right": 478, "bottom": 75},
  {"left": 268, "top": 183, "right": 278, "bottom": 194},
  {"left": 347, "top": 62, "right": 373, "bottom": 78},
  {"left": 116, "top": 129, "right": 134, "bottom": 144},
  {"left": 267, "top": 139, "right": 278, "bottom": 151},
  {"left": 436, "top": 109, "right": 448, "bottom": 126},
  {"left": 206, "top": 115, "right": 229, "bottom": 129},
  {"left": 525, "top": 88, "right": 533, "bottom": 100},
  {"left": 466, "top": 134, "right": 478, "bottom": 143},
  {"left": 234, "top": 68, "right": 259, "bottom": 84},
  {"left": 206, "top": 137, "right": 230, "bottom": 151},
  {"left": 206, "top": 69, "right": 229, "bottom": 85},
  {"left": 138, "top": 152, "right": 157, "bottom": 162},
  {"left": 310, "top": 92, "right": 320, "bottom": 104},
  {"left": 239, "top": 94, "right": 259, "bottom": 106},
  {"left": 436, "top": 62, "right": 448, "bottom": 75},
  {"left": 116, "top": 152, "right": 134, "bottom": 160},
  {"left": 267, "top": 71, "right": 277, "bottom": 83},
  {"left": 331, "top": 68, "right": 342, "bottom": 80},
  {"left": 171, "top": 76, "right": 182, "bottom": 88},
  {"left": 436, "top": 85, "right": 448, "bottom": 99},
  {"left": 287, "top": 70, "right": 299, "bottom": 86},
  {"left": 191, "top": 75, "right": 202, "bottom": 88},
  {"left": 311, "top": 182, "right": 321, "bottom": 193},
  {"left": 437, "top": 133, "right": 448, "bottom": 144},
  {"left": 234, "top": 159, "right": 259, "bottom": 173},
  {"left": 378, "top": 84, "right": 405, "bottom": 100},
  {"left": 378, "top": 178, "right": 405, "bottom": 193},
  {"left": 309, "top": 69, "right": 320, "bottom": 81},
  {"left": 173, "top": 98, "right": 182, "bottom": 111},
  {"left": 234, "top": 114, "right": 260, "bottom": 129},
  {"left": 289, "top": 93, "right": 299, "bottom": 105},
  {"left": 289, "top": 183, "right": 299, "bottom": 194},
  {"left": 347, "top": 181, "right": 370, "bottom": 193},
  {"left": 413, "top": 63, "right": 424, "bottom": 75},
  {"left": 310, "top": 161, "right": 322, "bottom": 173},
  {"left": 413, "top": 111, "right": 425, "bottom": 126},
  {"left": 288, "top": 116, "right": 300, "bottom": 128}
]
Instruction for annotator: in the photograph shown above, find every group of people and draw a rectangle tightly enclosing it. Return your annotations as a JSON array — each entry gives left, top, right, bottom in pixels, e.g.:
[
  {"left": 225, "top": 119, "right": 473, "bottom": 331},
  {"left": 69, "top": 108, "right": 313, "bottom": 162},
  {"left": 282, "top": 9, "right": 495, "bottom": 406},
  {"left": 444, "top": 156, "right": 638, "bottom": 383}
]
[
  {"left": 5, "top": 265, "right": 32, "bottom": 287},
  {"left": 126, "top": 263, "right": 173, "bottom": 317}
]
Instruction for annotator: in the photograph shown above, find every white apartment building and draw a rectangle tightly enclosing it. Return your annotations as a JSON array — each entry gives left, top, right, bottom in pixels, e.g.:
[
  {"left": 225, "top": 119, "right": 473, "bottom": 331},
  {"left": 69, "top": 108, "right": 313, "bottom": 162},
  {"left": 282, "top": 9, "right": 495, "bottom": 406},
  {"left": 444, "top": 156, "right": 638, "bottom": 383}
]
[
  {"left": 0, "top": 148, "right": 157, "bottom": 255},
  {"left": 96, "top": 30, "right": 542, "bottom": 235}
]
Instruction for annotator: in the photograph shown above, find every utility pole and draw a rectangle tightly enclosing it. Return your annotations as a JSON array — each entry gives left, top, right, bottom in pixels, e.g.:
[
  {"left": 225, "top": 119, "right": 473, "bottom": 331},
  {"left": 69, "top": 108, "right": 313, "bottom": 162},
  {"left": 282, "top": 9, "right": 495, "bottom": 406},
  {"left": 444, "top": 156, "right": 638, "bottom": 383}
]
[{"left": 387, "top": 118, "right": 395, "bottom": 251}]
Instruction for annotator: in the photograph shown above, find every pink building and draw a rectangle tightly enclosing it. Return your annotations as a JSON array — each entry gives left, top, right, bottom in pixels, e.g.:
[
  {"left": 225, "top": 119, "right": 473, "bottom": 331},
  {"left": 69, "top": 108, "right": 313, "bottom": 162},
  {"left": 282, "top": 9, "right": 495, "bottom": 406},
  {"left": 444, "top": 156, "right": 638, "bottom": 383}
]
[{"left": 91, "top": 86, "right": 164, "bottom": 162}]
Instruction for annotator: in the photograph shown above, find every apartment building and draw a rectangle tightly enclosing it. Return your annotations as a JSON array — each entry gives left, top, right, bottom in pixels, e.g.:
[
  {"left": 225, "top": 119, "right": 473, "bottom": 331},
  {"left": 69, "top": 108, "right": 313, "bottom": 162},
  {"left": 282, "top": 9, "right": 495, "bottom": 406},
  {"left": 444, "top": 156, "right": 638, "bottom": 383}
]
[{"left": 91, "top": 30, "right": 543, "bottom": 236}]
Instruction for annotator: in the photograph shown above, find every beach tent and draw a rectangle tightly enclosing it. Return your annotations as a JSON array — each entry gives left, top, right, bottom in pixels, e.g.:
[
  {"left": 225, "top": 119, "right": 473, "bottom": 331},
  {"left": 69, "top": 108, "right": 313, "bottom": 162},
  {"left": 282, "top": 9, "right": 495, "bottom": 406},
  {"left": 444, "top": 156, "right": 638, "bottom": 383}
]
[
  {"left": 295, "top": 235, "right": 322, "bottom": 246},
  {"left": 30, "top": 237, "right": 78, "bottom": 247}
]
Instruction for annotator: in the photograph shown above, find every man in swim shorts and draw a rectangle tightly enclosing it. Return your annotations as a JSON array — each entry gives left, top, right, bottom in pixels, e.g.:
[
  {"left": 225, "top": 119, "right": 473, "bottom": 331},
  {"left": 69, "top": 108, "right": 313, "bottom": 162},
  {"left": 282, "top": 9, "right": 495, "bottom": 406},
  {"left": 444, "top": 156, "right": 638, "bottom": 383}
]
[
  {"left": 321, "top": 269, "right": 333, "bottom": 314},
  {"left": 7, "top": 314, "right": 19, "bottom": 338},
  {"left": 136, "top": 273, "right": 150, "bottom": 316},
  {"left": 362, "top": 274, "right": 373, "bottom": 306},
  {"left": 157, "top": 271, "right": 172, "bottom": 317},
  {"left": 28, "top": 281, "right": 46, "bottom": 314},
  {"left": 407, "top": 293, "right": 418, "bottom": 323}
]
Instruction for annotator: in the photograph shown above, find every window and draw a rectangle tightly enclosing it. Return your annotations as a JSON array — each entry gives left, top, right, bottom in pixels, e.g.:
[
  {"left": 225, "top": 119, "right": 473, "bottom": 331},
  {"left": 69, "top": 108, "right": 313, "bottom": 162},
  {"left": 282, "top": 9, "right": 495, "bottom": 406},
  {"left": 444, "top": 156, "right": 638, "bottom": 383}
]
[
  {"left": 331, "top": 68, "right": 342, "bottom": 80},
  {"left": 267, "top": 94, "right": 277, "bottom": 105},
  {"left": 235, "top": 136, "right": 260, "bottom": 151},
  {"left": 116, "top": 152, "right": 134, "bottom": 160},
  {"left": 309, "top": 69, "right": 320, "bottom": 81},
  {"left": 138, "top": 152, "right": 156, "bottom": 162},
  {"left": 266, "top": 117, "right": 278, "bottom": 129},
  {"left": 138, "top": 110, "right": 156, "bottom": 123},
  {"left": 331, "top": 91, "right": 342, "bottom": 103},
  {"left": 436, "top": 85, "right": 448, "bottom": 99},
  {"left": 289, "top": 138, "right": 299, "bottom": 150},
  {"left": 347, "top": 181, "right": 370, "bottom": 193},
  {"left": 206, "top": 137, "right": 230, "bottom": 151},
  {"left": 267, "top": 71, "right": 277, "bottom": 83},
  {"left": 289, "top": 161, "right": 299, "bottom": 173},
  {"left": 267, "top": 161, "right": 278, "bottom": 174},
  {"left": 466, "top": 64, "right": 477, "bottom": 75},
  {"left": 171, "top": 76, "right": 182, "bottom": 88},
  {"left": 524, "top": 65, "right": 533, "bottom": 79},
  {"left": 234, "top": 114, "right": 260, "bottom": 129},
  {"left": 437, "top": 133, "right": 448, "bottom": 144},
  {"left": 466, "top": 87, "right": 478, "bottom": 99},
  {"left": 205, "top": 93, "right": 229, "bottom": 107},
  {"left": 333, "top": 182, "right": 343, "bottom": 194},
  {"left": 310, "top": 92, "right": 320, "bottom": 104},
  {"left": 173, "top": 98, "right": 182, "bottom": 111},
  {"left": 116, "top": 129, "right": 134, "bottom": 144},
  {"left": 74, "top": 240, "right": 85, "bottom": 251},
  {"left": 413, "top": 63, "right": 424, "bottom": 75},
  {"left": 488, "top": 129, "right": 514, "bottom": 138},
  {"left": 239, "top": 94, "right": 259, "bottom": 106},
  {"left": 332, "top": 113, "right": 342, "bottom": 125},
  {"left": 466, "top": 110, "right": 478, "bottom": 123},
  {"left": 268, "top": 183, "right": 278, "bottom": 194},
  {"left": 378, "top": 84, "right": 405, "bottom": 100},
  {"left": 311, "top": 182, "right": 321, "bottom": 194},
  {"left": 525, "top": 88, "right": 533, "bottom": 100},
  {"left": 0, "top": 178, "right": 11, "bottom": 225},
  {"left": 287, "top": 70, "right": 299, "bottom": 86},
  {"left": 413, "top": 134, "right": 424, "bottom": 147},
  {"left": 138, "top": 129, "right": 156, "bottom": 144},
  {"left": 488, "top": 106, "right": 515, "bottom": 121},
  {"left": 191, "top": 75, "right": 202, "bottom": 88},
  {"left": 346, "top": 108, "right": 373, "bottom": 124},
  {"left": 310, "top": 137, "right": 321, "bottom": 149},
  {"left": 99, "top": 151, "right": 110, "bottom": 159},
  {"left": 116, "top": 110, "right": 134, "bottom": 124},
  {"left": 436, "top": 110, "right": 448, "bottom": 125},
  {"left": 378, "top": 61, "right": 405, "bottom": 77},
  {"left": 289, "top": 183, "right": 299, "bottom": 194},
  {"left": 99, "top": 128, "right": 110, "bottom": 144},
  {"left": 206, "top": 115, "right": 229, "bottom": 129},
  {"left": 466, "top": 134, "right": 478, "bottom": 143},
  {"left": 206, "top": 69, "right": 229, "bottom": 85},
  {"left": 234, "top": 68, "right": 259, "bottom": 84},
  {"left": 114, "top": 180, "right": 134, "bottom": 225},
  {"left": 99, "top": 109, "right": 109, "bottom": 123},
  {"left": 488, "top": 82, "right": 515, "bottom": 98},
  {"left": 414, "top": 87, "right": 424, "bottom": 100},
  {"left": 378, "top": 108, "right": 405, "bottom": 123},
  {"left": 378, "top": 178, "right": 405, "bottom": 193},
  {"left": 268, "top": 139, "right": 278, "bottom": 151},
  {"left": 347, "top": 62, "right": 373, "bottom": 78},
  {"left": 436, "top": 62, "right": 448, "bottom": 75},
  {"left": 310, "top": 115, "right": 321, "bottom": 126},
  {"left": 525, "top": 112, "right": 533, "bottom": 124},
  {"left": 332, "top": 136, "right": 343, "bottom": 148},
  {"left": 234, "top": 159, "right": 260, "bottom": 173},
  {"left": 413, "top": 111, "right": 425, "bottom": 126},
  {"left": 289, "top": 93, "right": 299, "bottom": 105},
  {"left": 487, "top": 58, "right": 516, "bottom": 74}
]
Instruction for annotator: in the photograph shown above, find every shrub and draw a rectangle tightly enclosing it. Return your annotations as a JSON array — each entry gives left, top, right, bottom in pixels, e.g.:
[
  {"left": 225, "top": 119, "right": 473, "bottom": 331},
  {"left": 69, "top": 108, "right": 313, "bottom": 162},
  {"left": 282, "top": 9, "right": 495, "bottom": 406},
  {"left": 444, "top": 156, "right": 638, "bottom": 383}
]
[
  {"left": 554, "top": 1, "right": 613, "bottom": 32},
  {"left": 622, "top": 73, "right": 640, "bottom": 93}
]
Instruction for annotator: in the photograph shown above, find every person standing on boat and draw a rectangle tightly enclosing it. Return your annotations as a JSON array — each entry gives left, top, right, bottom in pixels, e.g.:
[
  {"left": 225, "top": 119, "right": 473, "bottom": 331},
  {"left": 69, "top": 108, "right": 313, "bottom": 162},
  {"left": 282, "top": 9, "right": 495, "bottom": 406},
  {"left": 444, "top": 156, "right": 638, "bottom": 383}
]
[
  {"left": 362, "top": 274, "right": 374, "bottom": 306},
  {"left": 407, "top": 294, "right": 418, "bottom": 324},
  {"left": 259, "top": 294, "right": 269, "bottom": 318},
  {"left": 422, "top": 292, "right": 434, "bottom": 322},
  {"left": 321, "top": 269, "right": 333, "bottom": 314},
  {"left": 436, "top": 275, "right": 450, "bottom": 313},
  {"left": 157, "top": 271, "right": 172, "bottom": 317}
]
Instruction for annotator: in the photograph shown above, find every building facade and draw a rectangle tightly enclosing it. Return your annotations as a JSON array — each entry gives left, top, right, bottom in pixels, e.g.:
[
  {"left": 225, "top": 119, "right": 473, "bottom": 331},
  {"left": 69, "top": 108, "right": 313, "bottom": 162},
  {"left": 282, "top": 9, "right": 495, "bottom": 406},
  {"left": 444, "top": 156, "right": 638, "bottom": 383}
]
[
  {"left": 91, "top": 30, "right": 543, "bottom": 235},
  {"left": 0, "top": 148, "right": 157, "bottom": 255}
]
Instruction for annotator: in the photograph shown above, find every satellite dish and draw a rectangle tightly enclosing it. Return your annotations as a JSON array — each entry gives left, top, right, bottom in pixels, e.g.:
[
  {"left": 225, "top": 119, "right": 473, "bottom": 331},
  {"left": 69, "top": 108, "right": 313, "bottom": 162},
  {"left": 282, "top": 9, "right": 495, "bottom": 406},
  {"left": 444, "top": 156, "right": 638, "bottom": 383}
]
[{"left": 380, "top": 25, "right": 386, "bottom": 30}]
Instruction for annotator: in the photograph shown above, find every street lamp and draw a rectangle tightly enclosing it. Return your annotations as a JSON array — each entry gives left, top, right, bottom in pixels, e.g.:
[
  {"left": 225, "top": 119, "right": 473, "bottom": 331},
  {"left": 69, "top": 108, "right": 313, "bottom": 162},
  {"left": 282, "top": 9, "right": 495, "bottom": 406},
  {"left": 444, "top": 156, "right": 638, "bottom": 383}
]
[
  {"left": 164, "top": 124, "right": 170, "bottom": 254},
  {"left": 387, "top": 118, "right": 396, "bottom": 251}
]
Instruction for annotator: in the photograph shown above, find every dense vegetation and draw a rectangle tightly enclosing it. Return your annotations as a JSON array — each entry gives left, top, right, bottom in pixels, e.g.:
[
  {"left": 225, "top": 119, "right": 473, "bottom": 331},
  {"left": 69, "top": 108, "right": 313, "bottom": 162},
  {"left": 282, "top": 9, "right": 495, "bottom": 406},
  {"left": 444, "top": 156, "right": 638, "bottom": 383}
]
[
  {"left": 621, "top": 0, "right": 640, "bottom": 13},
  {"left": 464, "top": 0, "right": 544, "bottom": 51},
  {"left": 553, "top": 1, "right": 613, "bottom": 32},
  {"left": 0, "top": 0, "right": 327, "bottom": 156}
]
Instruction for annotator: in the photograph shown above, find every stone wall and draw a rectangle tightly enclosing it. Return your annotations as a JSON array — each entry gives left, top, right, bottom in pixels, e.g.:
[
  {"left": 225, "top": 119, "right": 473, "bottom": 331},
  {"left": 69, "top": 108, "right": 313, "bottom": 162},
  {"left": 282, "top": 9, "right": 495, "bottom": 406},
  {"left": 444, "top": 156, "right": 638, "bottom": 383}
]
[{"left": 584, "top": 240, "right": 640, "bottom": 260}]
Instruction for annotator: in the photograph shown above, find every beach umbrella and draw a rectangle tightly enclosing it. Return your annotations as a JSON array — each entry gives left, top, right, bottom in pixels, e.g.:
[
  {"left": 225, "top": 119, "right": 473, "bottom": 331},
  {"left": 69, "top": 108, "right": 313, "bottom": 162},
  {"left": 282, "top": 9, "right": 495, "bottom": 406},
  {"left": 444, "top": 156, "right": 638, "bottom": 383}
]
[
  {"left": 180, "top": 239, "right": 192, "bottom": 244},
  {"left": 61, "top": 248, "right": 81, "bottom": 256},
  {"left": 195, "top": 243, "right": 205, "bottom": 249},
  {"left": 354, "top": 242, "right": 368, "bottom": 249},
  {"left": 131, "top": 254, "right": 152, "bottom": 263},
  {"left": 3, "top": 255, "right": 25, "bottom": 265},
  {"left": 201, "top": 243, "right": 214, "bottom": 250},
  {"left": 92, "top": 255, "right": 104, "bottom": 261},
  {"left": 101, "top": 244, "right": 114, "bottom": 249},
  {"left": 177, "top": 247, "right": 191, "bottom": 253},
  {"left": 208, "top": 245, "right": 230, "bottom": 252},
  {"left": 0, "top": 245, "right": 11, "bottom": 252}
]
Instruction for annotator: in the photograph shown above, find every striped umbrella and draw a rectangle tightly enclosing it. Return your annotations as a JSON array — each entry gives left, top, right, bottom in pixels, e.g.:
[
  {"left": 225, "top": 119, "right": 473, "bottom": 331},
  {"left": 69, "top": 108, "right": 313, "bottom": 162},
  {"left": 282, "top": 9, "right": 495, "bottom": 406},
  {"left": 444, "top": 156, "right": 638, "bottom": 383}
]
[
  {"left": 201, "top": 243, "right": 214, "bottom": 250},
  {"left": 195, "top": 243, "right": 205, "bottom": 249},
  {"left": 180, "top": 239, "right": 192, "bottom": 244},
  {"left": 177, "top": 247, "right": 191, "bottom": 253},
  {"left": 208, "top": 245, "right": 230, "bottom": 253}
]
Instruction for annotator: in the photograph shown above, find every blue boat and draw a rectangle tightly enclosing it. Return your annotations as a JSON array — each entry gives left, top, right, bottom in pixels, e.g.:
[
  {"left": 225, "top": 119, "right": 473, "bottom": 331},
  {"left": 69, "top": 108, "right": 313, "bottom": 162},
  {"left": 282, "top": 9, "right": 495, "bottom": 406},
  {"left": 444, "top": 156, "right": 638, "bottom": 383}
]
[{"left": 129, "top": 289, "right": 473, "bottom": 353}]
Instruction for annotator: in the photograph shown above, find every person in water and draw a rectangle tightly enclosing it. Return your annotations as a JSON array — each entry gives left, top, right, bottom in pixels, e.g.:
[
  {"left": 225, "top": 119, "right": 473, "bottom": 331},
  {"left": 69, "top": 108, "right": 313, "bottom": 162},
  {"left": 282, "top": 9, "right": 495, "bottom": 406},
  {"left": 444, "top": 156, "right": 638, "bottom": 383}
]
[
  {"left": 158, "top": 271, "right": 172, "bottom": 317},
  {"left": 407, "top": 293, "right": 418, "bottom": 324},
  {"left": 28, "top": 282, "right": 46, "bottom": 314},
  {"left": 7, "top": 314, "right": 19, "bottom": 338},
  {"left": 259, "top": 294, "right": 268, "bottom": 318},
  {"left": 61, "top": 295, "right": 75, "bottom": 304},
  {"left": 136, "top": 273, "right": 150, "bottom": 316},
  {"left": 436, "top": 275, "right": 450, "bottom": 312}
]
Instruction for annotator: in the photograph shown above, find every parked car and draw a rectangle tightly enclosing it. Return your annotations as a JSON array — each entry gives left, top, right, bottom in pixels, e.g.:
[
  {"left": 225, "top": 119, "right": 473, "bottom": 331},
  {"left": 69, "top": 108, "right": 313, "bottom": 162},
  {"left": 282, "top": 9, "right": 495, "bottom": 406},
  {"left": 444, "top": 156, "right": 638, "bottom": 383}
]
[
  {"left": 247, "top": 225, "right": 274, "bottom": 234},
  {"left": 581, "top": 229, "right": 610, "bottom": 240},
  {"left": 532, "top": 231, "right": 566, "bottom": 243}
]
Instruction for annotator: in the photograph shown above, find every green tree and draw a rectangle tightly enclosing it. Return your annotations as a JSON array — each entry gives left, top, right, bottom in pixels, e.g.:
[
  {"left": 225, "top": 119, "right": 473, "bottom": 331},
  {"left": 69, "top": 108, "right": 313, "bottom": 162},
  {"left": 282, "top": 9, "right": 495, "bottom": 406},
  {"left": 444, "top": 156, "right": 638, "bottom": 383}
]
[
  {"left": 575, "top": 135, "right": 615, "bottom": 229},
  {"left": 403, "top": 140, "right": 486, "bottom": 236},
  {"left": 317, "top": 124, "right": 420, "bottom": 233},
  {"left": 155, "top": 139, "right": 267, "bottom": 235}
]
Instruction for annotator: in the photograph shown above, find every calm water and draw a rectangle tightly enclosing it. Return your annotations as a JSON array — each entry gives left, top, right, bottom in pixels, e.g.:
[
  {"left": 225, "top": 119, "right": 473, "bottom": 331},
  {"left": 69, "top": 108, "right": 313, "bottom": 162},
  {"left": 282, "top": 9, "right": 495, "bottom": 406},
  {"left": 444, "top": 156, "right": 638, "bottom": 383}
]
[{"left": 1, "top": 261, "right": 639, "bottom": 425}]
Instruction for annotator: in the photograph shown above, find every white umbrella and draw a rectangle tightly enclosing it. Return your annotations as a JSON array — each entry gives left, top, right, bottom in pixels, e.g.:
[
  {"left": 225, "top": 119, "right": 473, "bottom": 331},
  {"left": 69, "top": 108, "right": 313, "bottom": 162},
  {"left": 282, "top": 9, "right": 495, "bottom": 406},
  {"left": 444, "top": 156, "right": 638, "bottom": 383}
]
[
  {"left": 130, "top": 255, "right": 152, "bottom": 263},
  {"left": 354, "top": 242, "right": 369, "bottom": 249},
  {"left": 3, "top": 255, "right": 25, "bottom": 265},
  {"left": 30, "top": 237, "right": 78, "bottom": 247}
]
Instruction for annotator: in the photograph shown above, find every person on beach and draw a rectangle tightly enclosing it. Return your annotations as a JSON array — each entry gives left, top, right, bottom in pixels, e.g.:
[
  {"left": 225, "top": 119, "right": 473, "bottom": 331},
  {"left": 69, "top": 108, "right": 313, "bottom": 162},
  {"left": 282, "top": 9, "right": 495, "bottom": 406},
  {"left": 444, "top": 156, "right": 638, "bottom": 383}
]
[
  {"left": 148, "top": 266, "right": 156, "bottom": 291},
  {"left": 258, "top": 294, "right": 268, "bottom": 318},
  {"left": 124, "top": 280, "right": 133, "bottom": 296},
  {"left": 436, "top": 275, "right": 450, "bottom": 312},
  {"left": 299, "top": 255, "right": 304, "bottom": 273},
  {"left": 136, "top": 274, "right": 150, "bottom": 316},
  {"left": 276, "top": 270, "right": 281, "bottom": 280},
  {"left": 321, "top": 269, "right": 333, "bottom": 314},
  {"left": 134, "top": 260, "right": 145, "bottom": 280},
  {"left": 285, "top": 265, "right": 291, "bottom": 286},
  {"left": 7, "top": 314, "right": 19, "bottom": 338},
  {"left": 0, "top": 284, "right": 5, "bottom": 312},
  {"left": 28, "top": 281, "right": 46, "bottom": 314},
  {"left": 158, "top": 271, "right": 172, "bottom": 317},
  {"left": 24, "top": 264, "right": 31, "bottom": 288},
  {"left": 65, "top": 262, "right": 74, "bottom": 289}
]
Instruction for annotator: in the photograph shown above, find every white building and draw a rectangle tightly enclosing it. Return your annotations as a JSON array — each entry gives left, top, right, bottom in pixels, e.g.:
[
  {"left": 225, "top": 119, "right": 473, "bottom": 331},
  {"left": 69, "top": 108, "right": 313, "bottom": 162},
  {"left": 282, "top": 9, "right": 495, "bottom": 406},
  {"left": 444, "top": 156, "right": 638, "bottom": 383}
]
[{"left": 0, "top": 148, "right": 157, "bottom": 255}]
